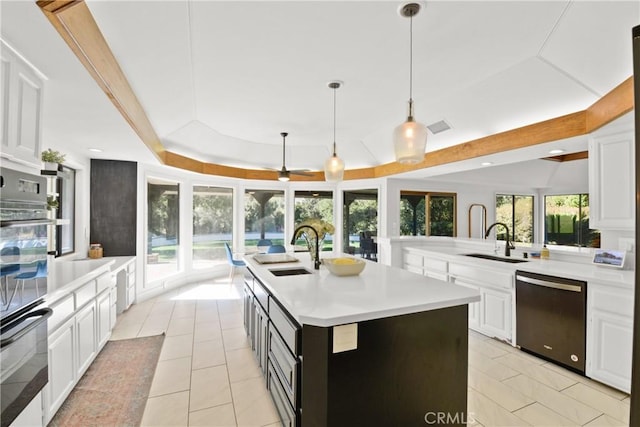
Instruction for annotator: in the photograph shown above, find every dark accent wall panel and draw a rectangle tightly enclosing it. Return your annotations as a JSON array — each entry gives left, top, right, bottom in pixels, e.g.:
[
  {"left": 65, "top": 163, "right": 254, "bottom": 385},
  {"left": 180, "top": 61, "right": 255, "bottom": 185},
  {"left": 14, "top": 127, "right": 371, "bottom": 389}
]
[{"left": 90, "top": 159, "right": 137, "bottom": 256}]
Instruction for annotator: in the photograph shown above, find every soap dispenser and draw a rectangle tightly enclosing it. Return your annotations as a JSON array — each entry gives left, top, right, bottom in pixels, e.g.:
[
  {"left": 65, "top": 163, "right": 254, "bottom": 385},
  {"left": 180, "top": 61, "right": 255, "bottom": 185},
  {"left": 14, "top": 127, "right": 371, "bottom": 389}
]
[{"left": 541, "top": 244, "right": 550, "bottom": 260}]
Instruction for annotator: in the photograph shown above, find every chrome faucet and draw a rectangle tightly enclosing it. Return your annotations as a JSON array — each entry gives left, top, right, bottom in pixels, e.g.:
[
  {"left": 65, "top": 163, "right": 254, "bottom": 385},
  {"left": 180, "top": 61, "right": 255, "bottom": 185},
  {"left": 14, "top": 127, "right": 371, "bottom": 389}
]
[
  {"left": 291, "top": 225, "right": 320, "bottom": 270},
  {"left": 485, "top": 222, "right": 515, "bottom": 257}
]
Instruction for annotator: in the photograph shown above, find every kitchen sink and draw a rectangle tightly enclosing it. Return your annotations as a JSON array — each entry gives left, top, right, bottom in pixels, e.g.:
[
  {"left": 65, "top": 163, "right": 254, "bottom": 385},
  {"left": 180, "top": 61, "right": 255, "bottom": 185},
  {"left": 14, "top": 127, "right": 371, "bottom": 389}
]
[
  {"left": 464, "top": 253, "right": 529, "bottom": 263},
  {"left": 269, "top": 267, "right": 312, "bottom": 277}
]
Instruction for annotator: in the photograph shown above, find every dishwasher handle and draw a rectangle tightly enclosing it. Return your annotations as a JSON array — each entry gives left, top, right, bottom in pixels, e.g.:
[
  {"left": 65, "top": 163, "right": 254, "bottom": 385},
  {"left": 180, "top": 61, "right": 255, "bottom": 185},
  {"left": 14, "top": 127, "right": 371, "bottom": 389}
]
[{"left": 516, "top": 275, "right": 583, "bottom": 292}]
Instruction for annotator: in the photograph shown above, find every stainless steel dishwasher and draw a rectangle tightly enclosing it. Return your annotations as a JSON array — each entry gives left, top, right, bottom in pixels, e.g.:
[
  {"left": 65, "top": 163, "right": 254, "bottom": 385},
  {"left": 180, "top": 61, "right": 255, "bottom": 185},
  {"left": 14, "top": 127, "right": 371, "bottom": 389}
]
[{"left": 515, "top": 270, "right": 587, "bottom": 374}]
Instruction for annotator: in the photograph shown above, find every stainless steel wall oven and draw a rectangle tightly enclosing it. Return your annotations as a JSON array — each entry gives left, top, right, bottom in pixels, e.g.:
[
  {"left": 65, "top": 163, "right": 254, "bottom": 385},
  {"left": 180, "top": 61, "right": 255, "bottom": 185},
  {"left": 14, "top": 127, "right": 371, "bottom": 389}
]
[{"left": 0, "top": 167, "right": 53, "bottom": 426}]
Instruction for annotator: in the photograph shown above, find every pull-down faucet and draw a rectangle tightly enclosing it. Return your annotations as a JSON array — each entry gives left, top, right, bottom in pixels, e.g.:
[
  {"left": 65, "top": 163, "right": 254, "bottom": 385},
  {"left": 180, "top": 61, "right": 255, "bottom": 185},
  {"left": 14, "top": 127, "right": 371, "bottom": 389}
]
[
  {"left": 485, "top": 222, "right": 515, "bottom": 257},
  {"left": 291, "top": 225, "right": 321, "bottom": 270}
]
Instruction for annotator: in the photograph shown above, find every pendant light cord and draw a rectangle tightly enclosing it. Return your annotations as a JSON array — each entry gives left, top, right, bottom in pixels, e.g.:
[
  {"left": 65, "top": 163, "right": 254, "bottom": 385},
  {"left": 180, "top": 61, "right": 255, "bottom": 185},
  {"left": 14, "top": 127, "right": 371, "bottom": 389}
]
[
  {"left": 332, "top": 86, "right": 337, "bottom": 155},
  {"left": 409, "top": 13, "right": 413, "bottom": 103}
]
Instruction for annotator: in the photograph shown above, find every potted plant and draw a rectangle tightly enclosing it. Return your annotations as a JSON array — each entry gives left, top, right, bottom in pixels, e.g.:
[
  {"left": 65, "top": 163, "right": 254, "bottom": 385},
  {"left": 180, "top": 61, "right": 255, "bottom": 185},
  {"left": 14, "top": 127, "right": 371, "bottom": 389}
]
[
  {"left": 46, "top": 195, "right": 59, "bottom": 211},
  {"left": 41, "top": 148, "right": 66, "bottom": 171}
]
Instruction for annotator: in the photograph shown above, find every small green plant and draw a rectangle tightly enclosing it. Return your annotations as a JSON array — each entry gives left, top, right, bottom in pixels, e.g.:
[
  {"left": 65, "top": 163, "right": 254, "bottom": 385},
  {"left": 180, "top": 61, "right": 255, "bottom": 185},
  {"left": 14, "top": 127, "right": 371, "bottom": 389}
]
[
  {"left": 41, "top": 148, "right": 66, "bottom": 164},
  {"left": 47, "top": 195, "right": 59, "bottom": 210}
]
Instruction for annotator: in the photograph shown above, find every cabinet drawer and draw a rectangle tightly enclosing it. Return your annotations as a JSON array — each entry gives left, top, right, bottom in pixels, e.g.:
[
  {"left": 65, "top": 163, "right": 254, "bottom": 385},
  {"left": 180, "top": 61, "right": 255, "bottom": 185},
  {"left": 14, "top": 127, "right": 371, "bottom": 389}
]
[
  {"left": 268, "top": 362, "right": 296, "bottom": 427},
  {"left": 423, "top": 257, "right": 447, "bottom": 273},
  {"left": 269, "top": 299, "right": 300, "bottom": 355},
  {"left": 127, "top": 261, "right": 135, "bottom": 274},
  {"left": 48, "top": 294, "right": 74, "bottom": 332},
  {"left": 253, "top": 279, "right": 269, "bottom": 311},
  {"left": 589, "top": 285, "right": 633, "bottom": 317},
  {"left": 74, "top": 280, "right": 96, "bottom": 308},
  {"left": 404, "top": 252, "right": 423, "bottom": 267},
  {"left": 449, "top": 263, "right": 512, "bottom": 289},
  {"left": 96, "top": 273, "right": 112, "bottom": 294},
  {"left": 269, "top": 325, "right": 299, "bottom": 409},
  {"left": 110, "top": 287, "right": 118, "bottom": 305}
]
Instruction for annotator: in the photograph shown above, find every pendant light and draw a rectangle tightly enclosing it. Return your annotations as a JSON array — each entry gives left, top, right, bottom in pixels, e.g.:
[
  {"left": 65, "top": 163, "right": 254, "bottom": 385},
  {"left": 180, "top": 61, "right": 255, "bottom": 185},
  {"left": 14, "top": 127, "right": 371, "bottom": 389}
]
[
  {"left": 393, "top": 2, "right": 428, "bottom": 165},
  {"left": 324, "top": 81, "right": 345, "bottom": 182}
]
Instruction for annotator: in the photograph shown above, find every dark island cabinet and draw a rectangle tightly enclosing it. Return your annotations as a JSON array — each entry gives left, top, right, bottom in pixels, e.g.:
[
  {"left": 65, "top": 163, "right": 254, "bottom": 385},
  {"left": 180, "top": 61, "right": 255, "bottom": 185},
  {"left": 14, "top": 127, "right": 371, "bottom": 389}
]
[{"left": 243, "top": 268, "right": 469, "bottom": 427}]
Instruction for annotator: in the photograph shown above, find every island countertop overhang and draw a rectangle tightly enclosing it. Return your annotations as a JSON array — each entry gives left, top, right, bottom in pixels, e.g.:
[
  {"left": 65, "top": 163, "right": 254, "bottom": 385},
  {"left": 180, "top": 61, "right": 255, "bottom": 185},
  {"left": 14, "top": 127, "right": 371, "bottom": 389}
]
[{"left": 243, "top": 252, "right": 480, "bottom": 327}]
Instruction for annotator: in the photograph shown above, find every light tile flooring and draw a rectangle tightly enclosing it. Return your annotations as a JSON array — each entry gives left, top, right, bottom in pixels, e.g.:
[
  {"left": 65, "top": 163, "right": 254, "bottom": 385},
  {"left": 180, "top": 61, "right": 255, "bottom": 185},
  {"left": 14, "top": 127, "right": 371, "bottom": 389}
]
[{"left": 110, "top": 278, "right": 631, "bottom": 427}]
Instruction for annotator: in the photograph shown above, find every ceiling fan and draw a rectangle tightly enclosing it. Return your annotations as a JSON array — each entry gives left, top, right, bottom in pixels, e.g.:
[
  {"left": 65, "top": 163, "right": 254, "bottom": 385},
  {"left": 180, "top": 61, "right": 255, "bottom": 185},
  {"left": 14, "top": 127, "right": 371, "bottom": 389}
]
[{"left": 275, "top": 132, "right": 311, "bottom": 181}]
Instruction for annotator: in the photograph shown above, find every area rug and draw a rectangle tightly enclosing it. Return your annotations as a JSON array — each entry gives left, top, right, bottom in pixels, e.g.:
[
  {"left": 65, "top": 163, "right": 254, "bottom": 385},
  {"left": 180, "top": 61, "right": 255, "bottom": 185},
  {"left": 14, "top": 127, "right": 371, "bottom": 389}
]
[{"left": 48, "top": 334, "right": 165, "bottom": 427}]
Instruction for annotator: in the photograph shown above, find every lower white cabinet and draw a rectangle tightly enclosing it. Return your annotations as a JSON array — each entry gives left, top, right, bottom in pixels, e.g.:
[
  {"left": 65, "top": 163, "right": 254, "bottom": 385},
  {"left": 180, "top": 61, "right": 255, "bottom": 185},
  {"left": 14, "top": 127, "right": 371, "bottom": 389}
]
[
  {"left": 76, "top": 302, "right": 97, "bottom": 378},
  {"left": 587, "top": 283, "right": 633, "bottom": 393},
  {"left": 97, "top": 290, "right": 111, "bottom": 349},
  {"left": 403, "top": 249, "right": 449, "bottom": 282},
  {"left": 46, "top": 317, "right": 76, "bottom": 420},
  {"left": 44, "top": 270, "right": 117, "bottom": 424},
  {"left": 480, "top": 287, "right": 512, "bottom": 340},
  {"left": 449, "top": 262, "right": 514, "bottom": 343}
]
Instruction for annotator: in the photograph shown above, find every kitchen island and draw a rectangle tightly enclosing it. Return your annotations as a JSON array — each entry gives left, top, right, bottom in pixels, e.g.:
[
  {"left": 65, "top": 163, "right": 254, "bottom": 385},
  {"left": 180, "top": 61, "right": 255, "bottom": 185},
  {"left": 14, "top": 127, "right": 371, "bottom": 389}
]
[{"left": 243, "top": 253, "right": 480, "bottom": 427}]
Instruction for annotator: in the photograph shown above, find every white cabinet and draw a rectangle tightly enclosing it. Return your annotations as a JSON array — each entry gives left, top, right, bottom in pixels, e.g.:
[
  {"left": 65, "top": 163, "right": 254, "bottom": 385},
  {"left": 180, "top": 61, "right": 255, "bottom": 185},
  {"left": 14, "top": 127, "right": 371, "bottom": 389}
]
[
  {"left": 588, "top": 131, "right": 635, "bottom": 230},
  {"left": 0, "top": 41, "right": 44, "bottom": 167},
  {"left": 97, "top": 290, "right": 111, "bottom": 349},
  {"left": 449, "top": 262, "right": 514, "bottom": 342},
  {"left": 76, "top": 302, "right": 97, "bottom": 378},
  {"left": 115, "top": 258, "right": 137, "bottom": 313},
  {"left": 587, "top": 283, "right": 633, "bottom": 393},
  {"left": 46, "top": 317, "right": 76, "bottom": 421}
]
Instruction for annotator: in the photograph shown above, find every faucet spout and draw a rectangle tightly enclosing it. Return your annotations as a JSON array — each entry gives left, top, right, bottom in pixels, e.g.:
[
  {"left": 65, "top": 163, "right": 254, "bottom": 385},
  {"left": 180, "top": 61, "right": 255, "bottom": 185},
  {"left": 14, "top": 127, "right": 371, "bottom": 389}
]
[
  {"left": 291, "top": 225, "right": 321, "bottom": 270},
  {"left": 485, "top": 222, "right": 514, "bottom": 257}
]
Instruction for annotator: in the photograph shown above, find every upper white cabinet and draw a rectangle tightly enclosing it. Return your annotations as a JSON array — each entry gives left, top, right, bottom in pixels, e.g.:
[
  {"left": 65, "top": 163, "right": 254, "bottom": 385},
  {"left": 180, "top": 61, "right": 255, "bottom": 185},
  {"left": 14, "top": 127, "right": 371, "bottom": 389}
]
[
  {"left": 0, "top": 41, "right": 44, "bottom": 167},
  {"left": 588, "top": 130, "right": 635, "bottom": 230}
]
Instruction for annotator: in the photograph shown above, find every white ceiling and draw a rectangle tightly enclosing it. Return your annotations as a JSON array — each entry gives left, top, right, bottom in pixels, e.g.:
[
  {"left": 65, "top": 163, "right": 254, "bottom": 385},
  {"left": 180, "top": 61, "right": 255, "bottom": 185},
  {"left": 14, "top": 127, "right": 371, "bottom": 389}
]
[{"left": 1, "top": 1, "right": 637, "bottom": 174}]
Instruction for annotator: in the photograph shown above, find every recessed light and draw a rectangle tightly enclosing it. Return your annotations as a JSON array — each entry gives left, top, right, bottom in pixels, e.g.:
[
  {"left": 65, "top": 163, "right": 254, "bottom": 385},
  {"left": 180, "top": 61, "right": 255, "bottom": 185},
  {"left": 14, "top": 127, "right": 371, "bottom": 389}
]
[
  {"left": 481, "top": 162, "right": 492, "bottom": 166},
  {"left": 549, "top": 149, "right": 565, "bottom": 154},
  {"left": 312, "top": 193, "right": 319, "bottom": 197},
  {"left": 88, "top": 148, "right": 103, "bottom": 153}
]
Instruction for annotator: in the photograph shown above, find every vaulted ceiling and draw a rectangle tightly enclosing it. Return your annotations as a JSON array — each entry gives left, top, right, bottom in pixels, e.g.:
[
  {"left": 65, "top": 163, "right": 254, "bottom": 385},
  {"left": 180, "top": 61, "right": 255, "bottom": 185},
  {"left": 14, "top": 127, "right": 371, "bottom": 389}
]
[{"left": 1, "top": 1, "right": 637, "bottom": 176}]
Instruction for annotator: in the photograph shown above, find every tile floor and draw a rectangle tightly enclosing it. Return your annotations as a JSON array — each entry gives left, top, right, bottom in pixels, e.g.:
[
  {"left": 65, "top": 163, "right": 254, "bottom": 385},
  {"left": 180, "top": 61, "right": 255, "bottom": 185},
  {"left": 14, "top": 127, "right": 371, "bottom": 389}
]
[{"left": 110, "top": 277, "right": 631, "bottom": 427}]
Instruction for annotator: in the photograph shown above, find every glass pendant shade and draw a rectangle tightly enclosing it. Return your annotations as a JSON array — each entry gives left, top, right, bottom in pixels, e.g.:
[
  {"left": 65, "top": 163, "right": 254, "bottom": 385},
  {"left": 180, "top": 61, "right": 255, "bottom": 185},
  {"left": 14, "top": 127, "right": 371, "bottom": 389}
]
[
  {"left": 324, "top": 153, "right": 345, "bottom": 182},
  {"left": 393, "top": 116, "right": 428, "bottom": 164}
]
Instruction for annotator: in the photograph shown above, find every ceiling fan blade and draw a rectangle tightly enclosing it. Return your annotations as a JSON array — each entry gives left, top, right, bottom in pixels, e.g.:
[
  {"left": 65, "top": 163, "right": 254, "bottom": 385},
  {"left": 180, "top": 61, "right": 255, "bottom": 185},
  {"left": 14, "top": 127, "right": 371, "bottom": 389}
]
[{"left": 290, "top": 170, "right": 313, "bottom": 176}]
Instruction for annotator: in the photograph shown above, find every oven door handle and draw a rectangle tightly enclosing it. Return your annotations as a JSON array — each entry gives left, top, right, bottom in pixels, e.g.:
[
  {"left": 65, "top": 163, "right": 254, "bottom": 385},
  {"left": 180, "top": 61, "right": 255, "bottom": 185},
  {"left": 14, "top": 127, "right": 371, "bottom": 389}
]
[
  {"left": 516, "top": 275, "right": 583, "bottom": 292},
  {"left": 0, "top": 308, "right": 52, "bottom": 348}
]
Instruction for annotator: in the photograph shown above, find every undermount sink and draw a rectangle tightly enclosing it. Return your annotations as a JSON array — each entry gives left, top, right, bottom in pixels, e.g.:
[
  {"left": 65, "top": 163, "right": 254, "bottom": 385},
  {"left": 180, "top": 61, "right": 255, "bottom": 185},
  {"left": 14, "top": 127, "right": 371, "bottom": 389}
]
[
  {"left": 464, "top": 253, "right": 529, "bottom": 263},
  {"left": 269, "top": 267, "right": 312, "bottom": 277}
]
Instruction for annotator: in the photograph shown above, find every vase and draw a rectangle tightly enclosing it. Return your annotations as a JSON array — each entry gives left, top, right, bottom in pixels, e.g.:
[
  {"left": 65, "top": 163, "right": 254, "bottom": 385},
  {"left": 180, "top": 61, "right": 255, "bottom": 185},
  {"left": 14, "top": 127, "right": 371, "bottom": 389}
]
[{"left": 44, "top": 162, "right": 59, "bottom": 171}]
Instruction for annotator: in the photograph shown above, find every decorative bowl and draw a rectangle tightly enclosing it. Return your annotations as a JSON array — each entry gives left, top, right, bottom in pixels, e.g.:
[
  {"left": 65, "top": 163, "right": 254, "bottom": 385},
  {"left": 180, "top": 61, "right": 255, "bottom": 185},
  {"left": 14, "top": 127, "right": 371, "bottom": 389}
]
[{"left": 323, "top": 257, "right": 366, "bottom": 276}]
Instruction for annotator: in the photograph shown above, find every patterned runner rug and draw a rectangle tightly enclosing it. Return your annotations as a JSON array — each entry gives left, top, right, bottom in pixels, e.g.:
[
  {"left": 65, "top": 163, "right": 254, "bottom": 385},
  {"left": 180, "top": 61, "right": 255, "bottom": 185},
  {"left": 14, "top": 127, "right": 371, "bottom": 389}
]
[{"left": 49, "top": 334, "right": 165, "bottom": 427}]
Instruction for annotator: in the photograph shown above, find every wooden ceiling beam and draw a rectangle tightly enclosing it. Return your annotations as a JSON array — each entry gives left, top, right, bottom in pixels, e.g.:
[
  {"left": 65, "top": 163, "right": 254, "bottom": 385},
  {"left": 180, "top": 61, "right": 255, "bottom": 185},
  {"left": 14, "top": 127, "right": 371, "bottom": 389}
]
[
  {"left": 543, "top": 151, "right": 589, "bottom": 162},
  {"left": 36, "top": 0, "right": 165, "bottom": 163},
  {"left": 36, "top": 1, "right": 632, "bottom": 182}
]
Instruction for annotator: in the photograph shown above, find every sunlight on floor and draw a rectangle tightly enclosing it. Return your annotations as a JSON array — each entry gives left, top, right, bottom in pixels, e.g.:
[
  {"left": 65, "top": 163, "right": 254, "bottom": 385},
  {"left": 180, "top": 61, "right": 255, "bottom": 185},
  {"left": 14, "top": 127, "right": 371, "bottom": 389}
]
[{"left": 172, "top": 283, "right": 241, "bottom": 301}]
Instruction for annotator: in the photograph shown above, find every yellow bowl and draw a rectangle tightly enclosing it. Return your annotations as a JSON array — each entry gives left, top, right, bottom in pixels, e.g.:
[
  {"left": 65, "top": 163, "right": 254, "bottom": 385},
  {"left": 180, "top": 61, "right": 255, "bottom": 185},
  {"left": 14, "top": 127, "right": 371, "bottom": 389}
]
[{"left": 323, "top": 257, "right": 366, "bottom": 276}]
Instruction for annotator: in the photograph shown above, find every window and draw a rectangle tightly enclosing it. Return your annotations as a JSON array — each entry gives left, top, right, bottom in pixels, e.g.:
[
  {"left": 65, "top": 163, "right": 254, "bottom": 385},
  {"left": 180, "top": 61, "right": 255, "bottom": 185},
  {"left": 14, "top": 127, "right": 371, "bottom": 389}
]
[
  {"left": 495, "top": 194, "right": 533, "bottom": 243},
  {"left": 55, "top": 166, "right": 75, "bottom": 256},
  {"left": 293, "top": 191, "right": 334, "bottom": 252},
  {"left": 400, "top": 191, "right": 457, "bottom": 237},
  {"left": 147, "top": 179, "right": 180, "bottom": 281},
  {"left": 545, "top": 194, "right": 600, "bottom": 248},
  {"left": 343, "top": 190, "right": 378, "bottom": 259},
  {"left": 193, "top": 186, "right": 233, "bottom": 269},
  {"left": 244, "top": 189, "right": 284, "bottom": 252}
]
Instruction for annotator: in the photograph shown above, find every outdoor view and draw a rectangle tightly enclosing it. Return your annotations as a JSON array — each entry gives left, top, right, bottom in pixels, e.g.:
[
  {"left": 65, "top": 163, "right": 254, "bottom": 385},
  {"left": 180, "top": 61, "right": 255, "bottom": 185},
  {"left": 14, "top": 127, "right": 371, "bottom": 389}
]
[
  {"left": 545, "top": 194, "right": 600, "bottom": 248},
  {"left": 495, "top": 194, "right": 533, "bottom": 243},
  {"left": 400, "top": 192, "right": 456, "bottom": 237},
  {"left": 343, "top": 190, "right": 378, "bottom": 259},
  {"left": 192, "top": 186, "right": 233, "bottom": 268},
  {"left": 293, "top": 191, "right": 333, "bottom": 252},
  {"left": 244, "top": 190, "right": 285, "bottom": 251},
  {"left": 147, "top": 179, "right": 180, "bottom": 282}
]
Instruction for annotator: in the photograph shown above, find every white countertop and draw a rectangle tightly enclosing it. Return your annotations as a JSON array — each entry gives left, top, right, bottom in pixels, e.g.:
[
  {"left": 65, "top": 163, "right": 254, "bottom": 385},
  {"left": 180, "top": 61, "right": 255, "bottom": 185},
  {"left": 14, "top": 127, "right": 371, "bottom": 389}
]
[
  {"left": 243, "top": 252, "right": 481, "bottom": 327},
  {"left": 46, "top": 257, "right": 115, "bottom": 304},
  {"left": 404, "top": 245, "right": 634, "bottom": 289}
]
